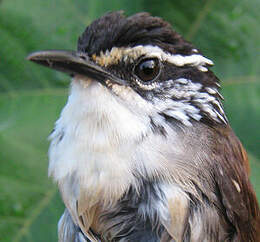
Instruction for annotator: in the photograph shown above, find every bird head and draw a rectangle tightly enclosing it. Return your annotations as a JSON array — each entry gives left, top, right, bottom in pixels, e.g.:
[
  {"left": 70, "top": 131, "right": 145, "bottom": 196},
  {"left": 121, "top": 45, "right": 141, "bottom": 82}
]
[{"left": 27, "top": 11, "right": 227, "bottom": 129}]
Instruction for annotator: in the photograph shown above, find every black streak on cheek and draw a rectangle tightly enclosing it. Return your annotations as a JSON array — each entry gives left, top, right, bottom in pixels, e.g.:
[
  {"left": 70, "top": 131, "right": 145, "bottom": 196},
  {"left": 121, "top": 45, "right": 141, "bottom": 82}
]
[{"left": 149, "top": 116, "right": 168, "bottom": 138}]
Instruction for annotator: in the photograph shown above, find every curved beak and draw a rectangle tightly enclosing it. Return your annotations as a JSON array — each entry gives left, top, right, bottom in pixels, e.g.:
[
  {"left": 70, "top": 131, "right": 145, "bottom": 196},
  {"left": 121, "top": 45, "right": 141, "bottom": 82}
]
[{"left": 27, "top": 50, "right": 126, "bottom": 86}]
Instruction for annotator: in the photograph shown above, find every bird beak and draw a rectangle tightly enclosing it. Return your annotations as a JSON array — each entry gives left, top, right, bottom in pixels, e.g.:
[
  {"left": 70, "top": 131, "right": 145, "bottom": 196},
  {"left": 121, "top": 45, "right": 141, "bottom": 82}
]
[{"left": 27, "top": 50, "right": 126, "bottom": 86}]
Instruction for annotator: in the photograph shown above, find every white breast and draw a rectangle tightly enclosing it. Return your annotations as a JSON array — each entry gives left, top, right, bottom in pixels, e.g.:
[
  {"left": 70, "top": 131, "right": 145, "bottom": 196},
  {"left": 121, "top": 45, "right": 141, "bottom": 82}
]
[
  {"left": 48, "top": 77, "right": 199, "bottom": 239},
  {"left": 48, "top": 77, "right": 154, "bottom": 204}
]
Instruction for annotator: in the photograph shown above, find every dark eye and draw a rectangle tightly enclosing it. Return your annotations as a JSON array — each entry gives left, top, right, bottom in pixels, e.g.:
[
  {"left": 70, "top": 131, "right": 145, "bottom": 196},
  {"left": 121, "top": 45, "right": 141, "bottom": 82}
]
[{"left": 134, "top": 58, "right": 160, "bottom": 83}]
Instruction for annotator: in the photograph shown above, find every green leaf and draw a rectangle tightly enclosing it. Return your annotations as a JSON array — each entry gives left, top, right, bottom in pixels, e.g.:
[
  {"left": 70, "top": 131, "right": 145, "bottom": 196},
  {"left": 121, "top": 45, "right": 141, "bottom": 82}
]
[
  {"left": 250, "top": 155, "right": 260, "bottom": 202},
  {"left": 0, "top": 0, "right": 259, "bottom": 241},
  {"left": 222, "top": 80, "right": 260, "bottom": 158},
  {"left": 0, "top": 0, "right": 145, "bottom": 92},
  {"left": 0, "top": 91, "right": 67, "bottom": 242}
]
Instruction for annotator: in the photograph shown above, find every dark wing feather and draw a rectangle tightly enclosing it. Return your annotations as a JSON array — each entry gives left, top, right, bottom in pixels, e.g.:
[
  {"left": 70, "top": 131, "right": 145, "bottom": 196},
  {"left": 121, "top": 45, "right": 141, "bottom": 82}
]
[{"left": 213, "top": 127, "right": 260, "bottom": 241}]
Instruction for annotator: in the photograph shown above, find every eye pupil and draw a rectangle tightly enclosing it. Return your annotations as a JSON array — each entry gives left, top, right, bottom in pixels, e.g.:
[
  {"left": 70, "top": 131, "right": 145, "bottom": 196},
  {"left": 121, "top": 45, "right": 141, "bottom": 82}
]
[
  {"left": 140, "top": 60, "right": 155, "bottom": 75},
  {"left": 135, "top": 58, "right": 160, "bottom": 82}
]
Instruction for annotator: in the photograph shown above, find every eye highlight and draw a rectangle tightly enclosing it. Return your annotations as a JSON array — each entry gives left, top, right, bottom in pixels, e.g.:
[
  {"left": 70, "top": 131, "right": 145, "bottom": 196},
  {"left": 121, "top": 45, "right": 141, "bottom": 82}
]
[{"left": 134, "top": 58, "right": 160, "bottom": 83}]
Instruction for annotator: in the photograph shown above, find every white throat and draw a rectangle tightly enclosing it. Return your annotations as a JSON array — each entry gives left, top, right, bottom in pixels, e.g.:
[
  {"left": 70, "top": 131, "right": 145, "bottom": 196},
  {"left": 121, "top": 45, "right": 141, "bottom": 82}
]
[
  {"left": 47, "top": 76, "right": 198, "bottom": 230},
  {"left": 48, "top": 77, "right": 153, "bottom": 202}
]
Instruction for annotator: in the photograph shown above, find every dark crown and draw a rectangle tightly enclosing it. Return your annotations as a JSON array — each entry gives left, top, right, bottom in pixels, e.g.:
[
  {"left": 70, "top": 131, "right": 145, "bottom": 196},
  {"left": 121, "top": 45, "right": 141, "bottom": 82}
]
[{"left": 78, "top": 11, "right": 196, "bottom": 56}]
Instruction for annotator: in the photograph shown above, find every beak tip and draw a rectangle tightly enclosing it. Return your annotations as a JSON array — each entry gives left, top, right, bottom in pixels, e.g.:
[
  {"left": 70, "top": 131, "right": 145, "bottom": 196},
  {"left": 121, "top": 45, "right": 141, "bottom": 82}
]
[
  {"left": 25, "top": 50, "right": 125, "bottom": 86},
  {"left": 26, "top": 52, "right": 40, "bottom": 62},
  {"left": 26, "top": 54, "right": 33, "bottom": 61}
]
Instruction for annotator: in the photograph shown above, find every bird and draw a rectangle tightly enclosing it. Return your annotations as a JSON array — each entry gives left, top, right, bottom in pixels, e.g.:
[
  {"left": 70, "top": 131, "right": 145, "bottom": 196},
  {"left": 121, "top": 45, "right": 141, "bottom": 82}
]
[{"left": 27, "top": 11, "right": 260, "bottom": 242}]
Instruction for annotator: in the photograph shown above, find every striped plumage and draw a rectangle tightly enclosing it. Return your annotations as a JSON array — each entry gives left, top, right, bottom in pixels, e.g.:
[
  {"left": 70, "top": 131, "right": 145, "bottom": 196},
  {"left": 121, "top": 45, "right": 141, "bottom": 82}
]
[{"left": 28, "top": 12, "right": 260, "bottom": 241}]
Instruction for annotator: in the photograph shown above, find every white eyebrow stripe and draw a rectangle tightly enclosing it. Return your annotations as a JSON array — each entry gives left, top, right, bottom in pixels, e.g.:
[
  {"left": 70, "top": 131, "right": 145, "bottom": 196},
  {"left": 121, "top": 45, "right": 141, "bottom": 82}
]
[
  {"left": 142, "top": 45, "right": 213, "bottom": 67},
  {"left": 94, "top": 45, "right": 214, "bottom": 72}
]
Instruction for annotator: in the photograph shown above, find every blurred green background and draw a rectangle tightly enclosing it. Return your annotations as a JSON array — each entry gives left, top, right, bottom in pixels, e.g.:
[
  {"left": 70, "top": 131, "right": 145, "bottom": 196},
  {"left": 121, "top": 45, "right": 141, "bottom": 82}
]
[{"left": 0, "top": 0, "right": 259, "bottom": 241}]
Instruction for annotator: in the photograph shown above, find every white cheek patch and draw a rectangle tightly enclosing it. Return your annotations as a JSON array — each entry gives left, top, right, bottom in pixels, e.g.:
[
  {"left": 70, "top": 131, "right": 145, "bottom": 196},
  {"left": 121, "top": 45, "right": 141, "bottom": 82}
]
[{"left": 155, "top": 78, "right": 227, "bottom": 126}]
